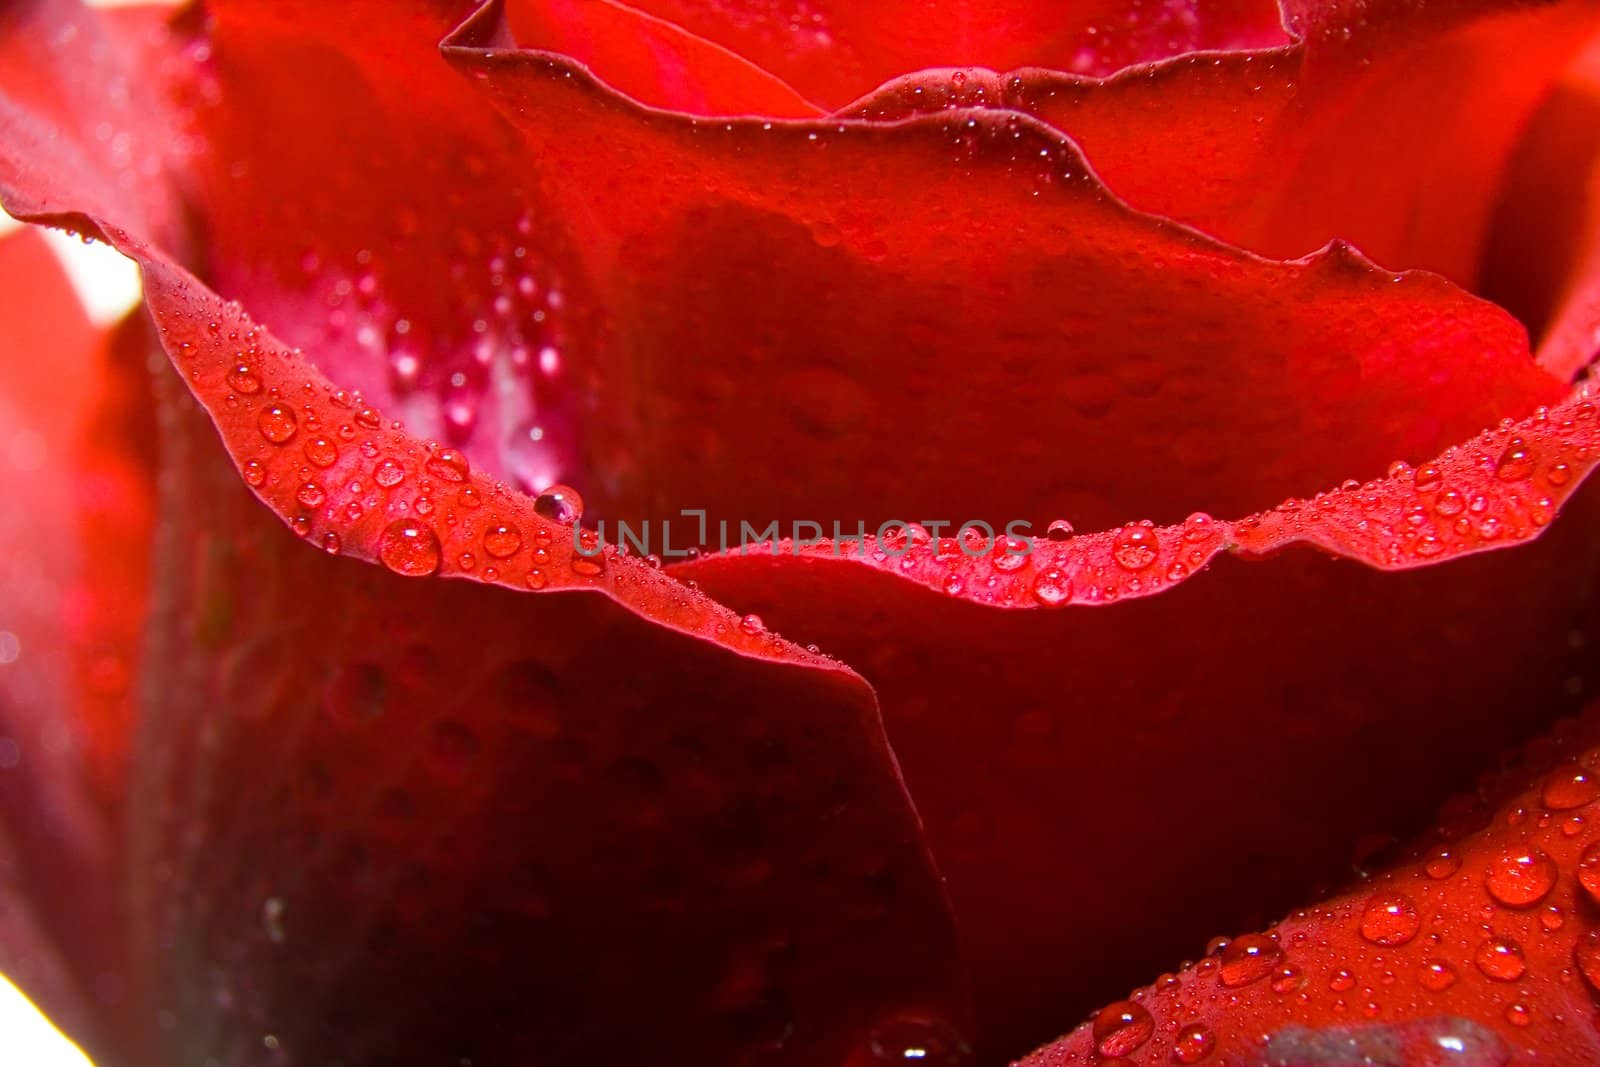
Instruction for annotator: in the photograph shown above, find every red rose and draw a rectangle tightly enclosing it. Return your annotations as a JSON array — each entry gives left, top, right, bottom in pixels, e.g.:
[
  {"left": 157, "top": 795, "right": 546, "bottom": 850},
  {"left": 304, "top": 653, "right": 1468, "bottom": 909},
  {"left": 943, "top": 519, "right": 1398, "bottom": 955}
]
[{"left": 4, "top": 0, "right": 1600, "bottom": 1063}]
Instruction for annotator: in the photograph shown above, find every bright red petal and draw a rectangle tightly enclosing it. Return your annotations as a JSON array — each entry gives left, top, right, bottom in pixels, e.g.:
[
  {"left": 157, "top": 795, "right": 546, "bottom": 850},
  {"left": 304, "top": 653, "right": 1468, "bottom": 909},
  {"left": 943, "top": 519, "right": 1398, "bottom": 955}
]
[
  {"left": 445, "top": 12, "right": 1563, "bottom": 542},
  {"left": 855, "top": 1, "right": 1600, "bottom": 290},
  {"left": 1023, "top": 697, "right": 1600, "bottom": 1065}
]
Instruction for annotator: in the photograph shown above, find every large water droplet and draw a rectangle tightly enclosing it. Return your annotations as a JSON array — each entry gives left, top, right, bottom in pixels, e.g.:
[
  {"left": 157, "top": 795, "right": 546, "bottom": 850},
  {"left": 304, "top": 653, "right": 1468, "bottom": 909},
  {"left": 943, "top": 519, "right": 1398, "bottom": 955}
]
[
  {"left": 1112, "top": 523, "right": 1159, "bottom": 570},
  {"left": 1091, "top": 1001, "right": 1153, "bottom": 1058},
  {"left": 483, "top": 521, "right": 522, "bottom": 559},
  {"left": 258, "top": 403, "right": 298, "bottom": 445},
  {"left": 1542, "top": 763, "right": 1598, "bottom": 810},
  {"left": 1219, "top": 934, "right": 1284, "bottom": 988},
  {"left": 1576, "top": 841, "right": 1600, "bottom": 905},
  {"left": 378, "top": 519, "right": 441, "bottom": 577},
  {"left": 425, "top": 448, "right": 470, "bottom": 483},
  {"left": 1495, "top": 438, "right": 1535, "bottom": 481},
  {"left": 1032, "top": 566, "right": 1071, "bottom": 605},
  {"left": 1473, "top": 936, "right": 1525, "bottom": 982},
  {"left": 1045, "top": 519, "right": 1074, "bottom": 541},
  {"left": 1172, "top": 1022, "right": 1215, "bottom": 1063},
  {"left": 534, "top": 484, "right": 583, "bottom": 525},
  {"left": 304, "top": 435, "right": 339, "bottom": 468},
  {"left": 1359, "top": 892, "right": 1420, "bottom": 946},
  {"left": 373, "top": 458, "right": 406, "bottom": 489},
  {"left": 1484, "top": 846, "right": 1556, "bottom": 907},
  {"left": 228, "top": 362, "right": 262, "bottom": 395}
]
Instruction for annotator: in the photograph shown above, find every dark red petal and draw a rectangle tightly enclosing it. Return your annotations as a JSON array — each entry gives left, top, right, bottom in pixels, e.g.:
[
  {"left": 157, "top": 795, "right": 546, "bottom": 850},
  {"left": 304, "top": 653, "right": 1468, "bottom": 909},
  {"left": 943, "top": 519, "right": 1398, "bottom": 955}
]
[
  {"left": 0, "top": 229, "right": 145, "bottom": 1058},
  {"left": 445, "top": 18, "right": 1563, "bottom": 538},
  {"left": 1022, "top": 699, "right": 1600, "bottom": 1065},
  {"left": 121, "top": 287, "right": 965, "bottom": 1063},
  {"left": 674, "top": 386, "right": 1600, "bottom": 1057},
  {"left": 524, "top": 0, "right": 1287, "bottom": 110},
  {"left": 844, "top": 1, "right": 1600, "bottom": 290}
]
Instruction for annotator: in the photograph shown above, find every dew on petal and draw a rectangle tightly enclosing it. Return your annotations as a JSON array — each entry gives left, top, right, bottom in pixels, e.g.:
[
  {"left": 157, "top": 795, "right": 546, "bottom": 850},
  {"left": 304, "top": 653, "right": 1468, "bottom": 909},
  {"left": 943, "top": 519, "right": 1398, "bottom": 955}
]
[
  {"left": 1541, "top": 763, "right": 1598, "bottom": 810},
  {"left": 1495, "top": 437, "right": 1535, "bottom": 481},
  {"left": 258, "top": 403, "right": 298, "bottom": 444},
  {"left": 425, "top": 448, "right": 470, "bottom": 483},
  {"left": 483, "top": 521, "right": 522, "bottom": 559},
  {"left": 1473, "top": 936, "right": 1525, "bottom": 982},
  {"left": 1112, "top": 523, "right": 1159, "bottom": 571},
  {"left": 1045, "top": 519, "right": 1074, "bottom": 541},
  {"left": 1218, "top": 933, "right": 1284, "bottom": 988},
  {"left": 1172, "top": 1022, "right": 1215, "bottom": 1063},
  {"left": 1484, "top": 847, "right": 1556, "bottom": 907},
  {"left": 1032, "top": 566, "right": 1071, "bottom": 605},
  {"left": 304, "top": 435, "right": 339, "bottom": 468},
  {"left": 1359, "top": 892, "right": 1420, "bottom": 946},
  {"left": 1091, "top": 1001, "right": 1153, "bottom": 1058},
  {"left": 378, "top": 519, "right": 441, "bottom": 577},
  {"left": 534, "top": 484, "right": 583, "bottom": 525}
]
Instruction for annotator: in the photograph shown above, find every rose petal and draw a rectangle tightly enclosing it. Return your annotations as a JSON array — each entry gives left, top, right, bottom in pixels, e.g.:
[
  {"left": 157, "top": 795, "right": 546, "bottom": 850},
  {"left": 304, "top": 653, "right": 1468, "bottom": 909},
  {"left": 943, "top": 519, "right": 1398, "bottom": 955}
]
[
  {"left": 0, "top": 0, "right": 185, "bottom": 252},
  {"left": 526, "top": 0, "right": 1287, "bottom": 108},
  {"left": 1022, "top": 698, "right": 1600, "bottom": 1065},
  {"left": 446, "top": 12, "right": 1563, "bottom": 539},
  {"left": 0, "top": 230, "right": 144, "bottom": 1059},
  {"left": 845, "top": 1, "right": 1600, "bottom": 290},
  {"left": 504, "top": 0, "right": 825, "bottom": 116},
  {"left": 123, "top": 315, "right": 966, "bottom": 1063},
  {"left": 674, "top": 384, "right": 1600, "bottom": 1056}
]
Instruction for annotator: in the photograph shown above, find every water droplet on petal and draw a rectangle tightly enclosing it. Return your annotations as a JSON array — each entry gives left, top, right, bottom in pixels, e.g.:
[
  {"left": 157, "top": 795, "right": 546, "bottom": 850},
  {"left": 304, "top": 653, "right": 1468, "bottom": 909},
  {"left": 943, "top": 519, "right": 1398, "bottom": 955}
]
[
  {"left": 258, "top": 403, "right": 298, "bottom": 444},
  {"left": 1091, "top": 1001, "right": 1153, "bottom": 1058},
  {"left": 1360, "top": 892, "right": 1420, "bottom": 946},
  {"left": 483, "top": 521, "right": 522, "bottom": 559},
  {"left": 1424, "top": 847, "right": 1461, "bottom": 880},
  {"left": 1576, "top": 841, "right": 1600, "bottom": 905},
  {"left": 373, "top": 458, "right": 405, "bottom": 488},
  {"left": 1112, "top": 524, "right": 1159, "bottom": 571},
  {"left": 1542, "top": 763, "right": 1599, "bottom": 810},
  {"left": 1219, "top": 934, "right": 1284, "bottom": 988},
  {"left": 534, "top": 484, "right": 583, "bottom": 525},
  {"left": 242, "top": 460, "right": 266, "bottom": 487},
  {"left": 1474, "top": 936, "right": 1525, "bottom": 981},
  {"left": 378, "top": 519, "right": 441, "bottom": 577},
  {"left": 1182, "top": 512, "right": 1215, "bottom": 542},
  {"left": 320, "top": 532, "right": 341, "bottom": 555},
  {"left": 296, "top": 482, "right": 325, "bottom": 509},
  {"left": 740, "top": 613, "right": 765, "bottom": 636},
  {"left": 1496, "top": 438, "right": 1535, "bottom": 481},
  {"left": 228, "top": 362, "right": 262, "bottom": 394},
  {"left": 304, "top": 436, "right": 338, "bottom": 468},
  {"left": 1484, "top": 846, "right": 1556, "bottom": 907},
  {"left": 1413, "top": 464, "right": 1442, "bottom": 492},
  {"left": 1577, "top": 929, "right": 1600, "bottom": 992},
  {"left": 1172, "top": 1022, "right": 1215, "bottom": 1063},
  {"left": 1418, "top": 958, "right": 1457, "bottom": 991},
  {"left": 1045, "top": 519, "right": 1074, "bottom": 541},
  {"left": 425, "top": 448, "right": 470, "bottom": 482},
  {"left": 1032, "top": 567, "right": 1071, "bottom": 605}
]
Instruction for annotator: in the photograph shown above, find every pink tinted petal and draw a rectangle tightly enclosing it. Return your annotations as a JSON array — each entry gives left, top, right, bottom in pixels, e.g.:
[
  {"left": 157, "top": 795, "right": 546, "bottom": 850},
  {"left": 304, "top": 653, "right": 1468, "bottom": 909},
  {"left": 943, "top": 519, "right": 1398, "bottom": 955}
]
[
  {"left": 551, "top": 0, "right": 1287, "bottom": 109},
  {"left": 0, "top": 0, "right": 184, "bottom": 251},
  {"left": 0, "top": 230, "right": 142, "bottom": 1059}
]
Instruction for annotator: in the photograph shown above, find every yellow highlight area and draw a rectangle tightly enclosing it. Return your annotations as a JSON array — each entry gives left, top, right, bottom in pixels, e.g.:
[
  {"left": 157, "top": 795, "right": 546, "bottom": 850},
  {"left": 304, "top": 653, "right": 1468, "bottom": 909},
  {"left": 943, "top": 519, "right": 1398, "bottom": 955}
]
[{"left": 0, "top": 973, "right": 95, "bottom": 1066}]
